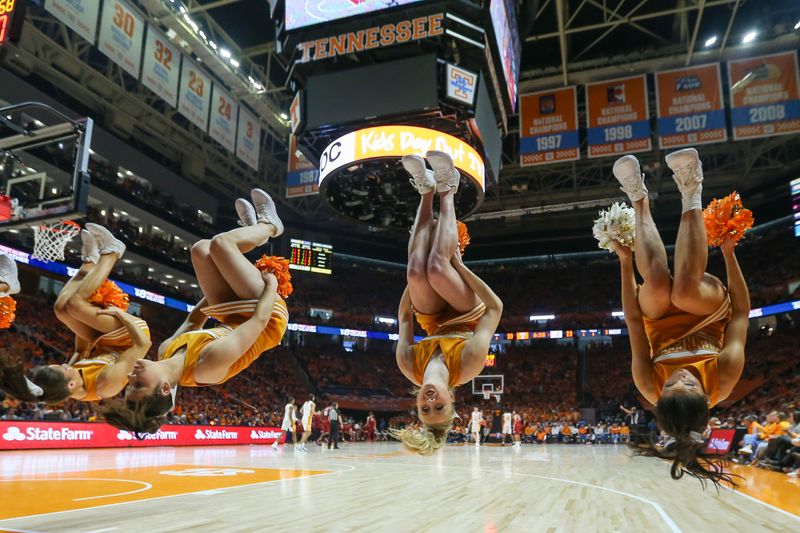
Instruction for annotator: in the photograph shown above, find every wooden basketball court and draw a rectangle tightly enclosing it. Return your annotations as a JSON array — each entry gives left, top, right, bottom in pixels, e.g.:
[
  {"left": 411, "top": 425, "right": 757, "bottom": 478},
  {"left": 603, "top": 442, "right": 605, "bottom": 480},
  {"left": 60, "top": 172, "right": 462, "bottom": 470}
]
[{"left": 1, "top": 443, "right": 797, "bottom": 532}]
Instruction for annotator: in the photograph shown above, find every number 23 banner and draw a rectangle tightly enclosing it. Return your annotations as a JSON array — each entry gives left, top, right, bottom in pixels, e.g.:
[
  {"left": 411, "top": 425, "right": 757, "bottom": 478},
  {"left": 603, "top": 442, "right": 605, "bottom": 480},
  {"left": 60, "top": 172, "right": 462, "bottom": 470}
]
[
  {"left": 728, "top": 51, "right": 800, "bottom": 141},
  {"left": 519, "top": 87, "right": 579, "bottom": 166},
  {"left": 585, "top": 75, "right": 651, "bottom": 158}
]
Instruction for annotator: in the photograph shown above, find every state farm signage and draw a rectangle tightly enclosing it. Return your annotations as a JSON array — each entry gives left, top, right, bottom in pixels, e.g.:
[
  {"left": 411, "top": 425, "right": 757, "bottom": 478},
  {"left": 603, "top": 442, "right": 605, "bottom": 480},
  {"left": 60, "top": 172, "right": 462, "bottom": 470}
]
[{"left": 0, "top": 422, "right": 283, "bottom": 450}]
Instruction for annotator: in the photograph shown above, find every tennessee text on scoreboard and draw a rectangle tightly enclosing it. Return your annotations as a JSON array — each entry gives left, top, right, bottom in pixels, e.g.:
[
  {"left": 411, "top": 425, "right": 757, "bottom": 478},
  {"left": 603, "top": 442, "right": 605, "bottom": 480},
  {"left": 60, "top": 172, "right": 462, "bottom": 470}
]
[
  {"left": 728, "top": 51, "right": 800, "bottom": 141},
  {"left": 585, "top": 75, "right": 651, "bottom": 158},
  {"left": 519, "top": 86, "right": 579, "bottom": 166},
  {"left": 655, "top": 63, "right": 727, "bottom": 149}
]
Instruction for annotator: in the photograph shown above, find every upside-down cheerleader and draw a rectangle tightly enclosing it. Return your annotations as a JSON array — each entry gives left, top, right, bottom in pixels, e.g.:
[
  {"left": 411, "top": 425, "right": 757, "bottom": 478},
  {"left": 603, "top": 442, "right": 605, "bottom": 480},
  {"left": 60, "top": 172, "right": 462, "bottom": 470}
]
[
  {"left": 394, "top": 151, "right": 503, "bottom": 455},
  {"left": 0, "top": 224, "right": 151, "bottom": 404},
  {"left": 101, "top": 189, "right": 290, "bottom": 434},
  {"left": 607, "top": 148, "right": 750, "bottom": 487}
]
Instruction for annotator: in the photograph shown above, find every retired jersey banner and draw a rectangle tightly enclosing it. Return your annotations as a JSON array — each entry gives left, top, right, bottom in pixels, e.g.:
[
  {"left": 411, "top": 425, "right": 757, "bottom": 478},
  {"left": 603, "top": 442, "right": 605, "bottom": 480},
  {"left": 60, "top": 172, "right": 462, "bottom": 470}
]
[
  {"left": 209, "top": 85, "right": 238, "bottom": 153},
  {"left": 98, "top": 0, "right": 145, "bottom": 78},
  {"left": 728, "top": 51, "right": 800, "bottom": 141},
  {"left": 655, "top": 63, "right": 727, "bottom": 148},
  {"left": 45, "top": 0, "right": 100, "bottom": 44},
  {"left": 519, "top": 86, "right": 579, "bottom": 166},
  {"left": 236, "top": 107, "right": 261, "bottom": 171},
  {"left": 585, "top": 75, "right": 651, "bottom": 158},
  {"left": 141, "top": 25, "right": 180, "bottom": 107},
  {"left": 287, "top": 135, "right": 320, "bottom": 198},
  {"left": 178, "top": 60, "right": 212, "bottom": 131}
]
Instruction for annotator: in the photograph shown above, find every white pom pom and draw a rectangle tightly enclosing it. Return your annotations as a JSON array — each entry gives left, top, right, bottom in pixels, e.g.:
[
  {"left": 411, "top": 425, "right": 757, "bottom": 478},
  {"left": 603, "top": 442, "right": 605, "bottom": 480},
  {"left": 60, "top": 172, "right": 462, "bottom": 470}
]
[{"left": 592, "top": 202, "right": 636, "bottom": 252}]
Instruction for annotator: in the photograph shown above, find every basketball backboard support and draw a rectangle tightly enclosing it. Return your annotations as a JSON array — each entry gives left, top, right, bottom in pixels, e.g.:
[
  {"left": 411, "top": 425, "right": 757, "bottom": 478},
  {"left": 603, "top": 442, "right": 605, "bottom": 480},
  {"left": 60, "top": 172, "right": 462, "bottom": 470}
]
[{"left": 0, "top": 102, "right": 92, "bottom": 232}]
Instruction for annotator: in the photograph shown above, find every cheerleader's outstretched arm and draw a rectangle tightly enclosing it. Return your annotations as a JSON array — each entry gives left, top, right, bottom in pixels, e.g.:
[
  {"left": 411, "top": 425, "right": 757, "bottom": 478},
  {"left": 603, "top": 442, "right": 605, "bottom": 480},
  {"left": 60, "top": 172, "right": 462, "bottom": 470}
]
[
  {"left": 396, "top": 286, "right": 419, "bottom": 385},
  {"left": 718, "top": 238, "right": 749, "bottom": 399}
]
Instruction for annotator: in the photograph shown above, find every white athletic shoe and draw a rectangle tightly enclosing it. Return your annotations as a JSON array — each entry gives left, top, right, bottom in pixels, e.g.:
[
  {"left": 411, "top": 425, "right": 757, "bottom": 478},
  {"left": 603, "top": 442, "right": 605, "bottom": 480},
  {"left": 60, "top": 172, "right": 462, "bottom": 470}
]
[
  {"left": 85, "top": 223, "right": 126, "bottom": 258},
  {"left": 401, "top": 154, "right": 435, "bottom": 195},
  {"left": 250, "top": 188, "right": 284, "bottom": 238},
  {"left": 235, "top": 198, "right": 258, "bottom": 227},
  {"left": 425, "top": 151, "right": 460, "bottom": 193},
  {"left": 271, "top": 441, "right": 279, "bottom": 450},
  {"left": 665, "top": 148, "right": 703, "bottom": 191},
  {"left": 738, "top": 445, "right": 753, "bottom": 455},
  {"left": 80, "top": 230, "right": 99, "bottom": 264},
  {"left": 0, "top": 253, "right": 20, "bottom": 296},
  {"left": 612, "top": 155, "right": 648, "bottom": 202}
]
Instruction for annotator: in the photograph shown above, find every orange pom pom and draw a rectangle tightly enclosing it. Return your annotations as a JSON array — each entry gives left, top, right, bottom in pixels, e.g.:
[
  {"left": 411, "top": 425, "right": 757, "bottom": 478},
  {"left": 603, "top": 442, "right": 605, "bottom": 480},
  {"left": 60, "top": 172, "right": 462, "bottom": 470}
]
[
  {"left": 0, "top": 296, "right": 16, "bottom": 329},
  {"left": 703, "top": 192, "right": 754, "bottom": 247},
  {"left": 254, "top": 255, "right": 294, "bottom": 299},
  {"left": 457, "top": 221, "right": 471, "bottom": 255},
  {"left": 88, "top": 280, "right": 130, "bottom": 311}
]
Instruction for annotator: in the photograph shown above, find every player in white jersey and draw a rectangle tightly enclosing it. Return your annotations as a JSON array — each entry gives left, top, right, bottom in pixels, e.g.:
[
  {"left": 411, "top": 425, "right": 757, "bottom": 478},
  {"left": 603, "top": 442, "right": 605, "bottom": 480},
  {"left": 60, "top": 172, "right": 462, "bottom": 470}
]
[
  {"left": 297, "top": 393, "right": 315, "bottom": 452},
  {"left": 470, "top": 407, "right": 483, "bottom": 446},
  {"left": 501, "top": 411, "right": 513, "bottom": 446},
  {"left": 272, "top": 397, "right": 297, "bottom": 450}
]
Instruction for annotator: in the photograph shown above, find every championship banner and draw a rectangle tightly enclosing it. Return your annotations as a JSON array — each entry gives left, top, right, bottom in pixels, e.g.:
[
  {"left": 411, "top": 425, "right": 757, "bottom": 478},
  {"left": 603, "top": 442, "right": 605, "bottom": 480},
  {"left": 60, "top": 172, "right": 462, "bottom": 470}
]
[
  {"left": 141, "top": 25, "right": 180, "bottom": 107},
  {"left": 519, "top": 86, "right": 579, "bottom": 166},
  {"left": 98, "top": 0, "right": 145, "bottom": 78},
  {"left": 728, "top": 51, "right": 800, "bottom": 141},
  {"left": 655, "top": 63, "right": 727, "bottom": 148},
  {"left": 0, "top": 421, "right": 284, "bottom": 450},
  {"left": 178, "top": 60, "right": 212, "bottom": 131},
  {"left": 45, "top": 0, "right": 100, "bottom": 44},
  {"left": 585, "top": 75, "right": 651, "bottom": 158},
  {"left": 236, "top": 107, "right": 261, "bottom": 171},
  {"left": 287, "top": 134, "right": 320, "bottom": 198},
  {"left": 209, "top": 85, "right": 238, "bottom": 153}
]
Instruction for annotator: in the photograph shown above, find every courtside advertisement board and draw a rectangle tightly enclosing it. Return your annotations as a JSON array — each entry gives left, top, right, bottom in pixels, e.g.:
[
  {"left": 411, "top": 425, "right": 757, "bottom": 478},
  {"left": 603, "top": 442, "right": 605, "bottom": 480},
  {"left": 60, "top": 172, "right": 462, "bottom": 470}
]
[
  {"left": 0, "top": 422, "right": 284, "bottom": 450},
  {"left": 655, "top": 63, "right": 727, "bottom": 149},
  {"left": 728, "top": 51, "right": 800, "bottom": 141},
  {"left": 519, "top": 86, "right": 579, "bottom": 166},
  {"left": 585, "top": 74, "right": 651, "bottom": 158},
  {"left": 704, "top": 429, "right": 736, "bottom": 455}
]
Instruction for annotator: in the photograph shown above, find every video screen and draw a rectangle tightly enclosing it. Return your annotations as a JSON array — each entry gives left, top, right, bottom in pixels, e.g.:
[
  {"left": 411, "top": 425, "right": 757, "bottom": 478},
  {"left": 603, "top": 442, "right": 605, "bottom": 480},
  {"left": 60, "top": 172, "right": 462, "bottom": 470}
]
[
  {"left": 489, "top": 0, "right": 522, "bottom": 112},
  {"left": 285, "top": 0, "right": 424, "bottom": 31},
  {"left": 792, "top": 177, "right": 799, "bottom": 237},
  {"left": 290, "top": 238, "right": 333, "bottom": 274}
]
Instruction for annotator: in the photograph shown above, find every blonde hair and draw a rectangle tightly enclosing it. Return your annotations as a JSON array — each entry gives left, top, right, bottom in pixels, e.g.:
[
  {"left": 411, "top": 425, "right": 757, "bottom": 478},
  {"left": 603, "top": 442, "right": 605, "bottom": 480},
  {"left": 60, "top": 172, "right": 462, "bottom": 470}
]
[{"left": 391, "top": 387, "right": 457, "bottom": 455}]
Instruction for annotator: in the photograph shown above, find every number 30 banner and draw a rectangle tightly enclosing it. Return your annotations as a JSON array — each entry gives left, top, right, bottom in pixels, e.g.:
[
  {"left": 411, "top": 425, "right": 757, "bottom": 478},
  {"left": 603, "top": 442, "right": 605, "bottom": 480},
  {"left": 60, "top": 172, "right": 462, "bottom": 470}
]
[
  {"left": 728, "top": 51, "right": 800, "bottom": 141},
  {"left": 655, "top": 63, "right": 727, "bottom": 149},
  {"left": 585, "top": 75, "right": 651, "bottom": 158},
  {"left": 519, "top": 87, "right": 580, "bottom": 166},
  {"left": 97, "top": 0, "right": 144, "bottom": 78}
]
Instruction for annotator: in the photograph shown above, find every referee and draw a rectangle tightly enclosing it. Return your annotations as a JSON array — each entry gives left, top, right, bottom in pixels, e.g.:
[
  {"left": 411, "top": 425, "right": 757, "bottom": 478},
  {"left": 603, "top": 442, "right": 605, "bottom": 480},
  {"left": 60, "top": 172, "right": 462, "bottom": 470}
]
[{"left": 327, "top": 402, "right": 341, "bottom": 450}]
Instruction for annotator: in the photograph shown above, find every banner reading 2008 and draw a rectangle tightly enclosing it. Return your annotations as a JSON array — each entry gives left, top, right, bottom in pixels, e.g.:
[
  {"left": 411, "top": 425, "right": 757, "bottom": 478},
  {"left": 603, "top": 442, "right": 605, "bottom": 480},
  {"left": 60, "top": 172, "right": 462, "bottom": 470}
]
[
  {"left": 728, "top": 51, "right": 800, "bottom": 141},
  {"left": 655, "top": 63, "right": 727, "bottom": 149},
  {"left": 585, "top": 75, "right": 651, "bottom": 158},
  {"left": 519, "top": 87, "right": 579, "bottom": 166}
]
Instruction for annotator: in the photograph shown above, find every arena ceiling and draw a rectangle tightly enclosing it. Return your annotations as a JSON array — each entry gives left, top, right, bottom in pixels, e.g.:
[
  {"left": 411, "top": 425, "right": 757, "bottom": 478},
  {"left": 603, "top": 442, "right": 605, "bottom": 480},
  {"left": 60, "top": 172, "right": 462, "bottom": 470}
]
[{"left": 9, "top": 1, "right": 800, "bottom": 262}]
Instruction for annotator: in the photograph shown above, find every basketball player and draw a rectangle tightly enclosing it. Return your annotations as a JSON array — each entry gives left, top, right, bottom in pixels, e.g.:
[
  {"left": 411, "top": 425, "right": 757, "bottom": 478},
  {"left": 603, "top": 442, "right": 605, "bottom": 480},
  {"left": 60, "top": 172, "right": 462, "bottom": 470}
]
[
  {"left": 394, "top": 151, "right": 503, "bottom": 455},
  {"left": 611, "top": 148, "right": 749, "bottom": 487},
  {"left": 512, "top": 411, "right": 523, "bottom": 447},
  {"left": 273, "top": 397, "right": 297, "bottom": 450},
  {"left": 0, "top": 224, "right": 151, "bottom": 403},
  {"left": 501, "top": 410, "right": 513, "bottom": 446},
  {"left": 469, "top": 407, "right": 483, "bottom": 446},
  {"left": 296, "top": 393, "right": 316, "bottom": 452},
  {"left": 365, "top": 411, "right": 377, "bottom": 442},
  {"left": 100, "top": 190, "right": 289, "bottom": 434}
]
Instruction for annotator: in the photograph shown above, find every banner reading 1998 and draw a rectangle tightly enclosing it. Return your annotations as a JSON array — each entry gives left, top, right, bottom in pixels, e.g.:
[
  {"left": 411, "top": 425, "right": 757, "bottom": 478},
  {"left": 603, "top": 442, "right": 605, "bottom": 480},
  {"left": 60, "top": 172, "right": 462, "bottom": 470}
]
[
  {"left": 519, "top": 87, "right": 579, "bottom": 166},
  {"left": 655, "top": 63, "right": 727, "bottom": 149},
  {"left": 585, "top": 75, "right": 651, "bottom": 158},
  {"left": 728, "top": 51, "right": 800, "bottom": 141}
]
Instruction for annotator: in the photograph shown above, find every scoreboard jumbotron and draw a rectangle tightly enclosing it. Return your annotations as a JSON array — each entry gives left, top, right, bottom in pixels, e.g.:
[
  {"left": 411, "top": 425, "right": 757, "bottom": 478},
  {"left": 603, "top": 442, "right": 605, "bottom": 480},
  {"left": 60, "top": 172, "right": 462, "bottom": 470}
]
[{"left": 290, "top": 238, "right": 333, "bottom": 274}]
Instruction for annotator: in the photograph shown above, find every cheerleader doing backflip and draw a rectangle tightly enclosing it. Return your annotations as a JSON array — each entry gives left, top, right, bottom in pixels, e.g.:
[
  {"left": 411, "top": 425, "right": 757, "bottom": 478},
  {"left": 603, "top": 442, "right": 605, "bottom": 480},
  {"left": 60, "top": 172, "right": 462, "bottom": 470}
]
[
  {"left": 610, "top": 148, "right": 750, "bottom": 487},
  {"left": 395, "top": 151, "right": 503, "bottom": 455},
  {"left": 0, "top": 224, "right": 151, "bottom": 403},
  {"left": 101, "top": 190, "right": 289, "bottom": 434}
]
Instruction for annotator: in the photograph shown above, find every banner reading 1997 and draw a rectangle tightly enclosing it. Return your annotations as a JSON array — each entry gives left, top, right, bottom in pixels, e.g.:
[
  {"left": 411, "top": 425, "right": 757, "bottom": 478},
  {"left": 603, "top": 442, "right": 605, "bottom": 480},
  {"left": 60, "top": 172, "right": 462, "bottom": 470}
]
[
  {"left": 519, "top": 87, "right": 579, "bottom": 166},
  {"left": 728, "top": 51, "right": 800, "bottom": 141},
  {"left": 655, "top": 63, "right": 727, "bottom": 149},
  {"left": 585, "top": 75, "right": 651, "bottom": 158}
]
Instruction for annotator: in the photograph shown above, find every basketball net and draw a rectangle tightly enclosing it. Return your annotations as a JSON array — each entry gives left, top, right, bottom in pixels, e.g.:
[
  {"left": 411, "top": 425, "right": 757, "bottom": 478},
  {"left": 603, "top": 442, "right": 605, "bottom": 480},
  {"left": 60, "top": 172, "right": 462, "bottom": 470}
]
[
  {"left": 31, "top": 220, "right": 80, "bottom": 262},
  {"left": 482, "top": 391, "right": 502, "bottom": 403}
]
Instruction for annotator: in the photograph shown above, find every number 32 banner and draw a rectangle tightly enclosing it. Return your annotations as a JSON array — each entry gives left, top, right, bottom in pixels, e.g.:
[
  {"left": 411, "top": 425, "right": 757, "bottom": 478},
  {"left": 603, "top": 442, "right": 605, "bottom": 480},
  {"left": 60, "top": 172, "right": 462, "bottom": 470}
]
[
  {"left": 728, "top": 51, "right": 800, "bottom": 141},
  {"left": 586, "top": 75, "right": 651, "bottom": 158},
  {"left": 519, "top": 87, "right": 579, "bottom": 166},
  {"left": 655, "top": 63, "right": 727, "bottom": 149}
]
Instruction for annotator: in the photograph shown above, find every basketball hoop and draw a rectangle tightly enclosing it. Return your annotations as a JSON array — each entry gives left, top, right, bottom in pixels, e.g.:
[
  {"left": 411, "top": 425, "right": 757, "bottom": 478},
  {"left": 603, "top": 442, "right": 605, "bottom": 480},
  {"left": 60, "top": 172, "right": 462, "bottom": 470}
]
[
  {"left": 482, "top": 391, "right": 491, "bottom": 401},
  {"left": 31, "top": 220, "right": 80, "bottom": 262}
]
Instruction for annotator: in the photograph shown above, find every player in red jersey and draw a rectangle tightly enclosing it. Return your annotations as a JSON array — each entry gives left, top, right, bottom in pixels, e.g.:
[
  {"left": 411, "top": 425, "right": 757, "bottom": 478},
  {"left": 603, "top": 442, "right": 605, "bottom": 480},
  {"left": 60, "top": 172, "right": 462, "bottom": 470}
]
[
  {"left": 365, "top": 411, "right": 377, "bottom": 442},
  {"left": 512, "top": 411, "right": 523, "bottom": 447}
]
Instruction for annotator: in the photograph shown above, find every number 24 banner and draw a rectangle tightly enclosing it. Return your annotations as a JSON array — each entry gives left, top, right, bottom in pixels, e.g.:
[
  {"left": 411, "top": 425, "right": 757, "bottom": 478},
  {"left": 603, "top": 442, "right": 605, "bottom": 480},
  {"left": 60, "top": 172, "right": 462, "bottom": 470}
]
[
  {"left": 519, "top": 87, "right": 579, "bottom": 166},
  {"left": 585, "top": 75, "right": 651, "bottom": 158}
]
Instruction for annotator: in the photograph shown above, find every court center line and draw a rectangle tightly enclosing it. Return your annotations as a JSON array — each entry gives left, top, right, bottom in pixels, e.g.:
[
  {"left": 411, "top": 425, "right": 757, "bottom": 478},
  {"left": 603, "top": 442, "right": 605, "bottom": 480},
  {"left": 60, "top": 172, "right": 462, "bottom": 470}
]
[{"left": 729, "top": 488, "right": 800, "bottom": 523}]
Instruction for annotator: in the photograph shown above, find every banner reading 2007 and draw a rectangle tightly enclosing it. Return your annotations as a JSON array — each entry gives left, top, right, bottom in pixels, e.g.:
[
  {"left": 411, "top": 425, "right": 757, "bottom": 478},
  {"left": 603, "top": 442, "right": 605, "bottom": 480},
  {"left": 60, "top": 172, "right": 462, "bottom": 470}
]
[
  {"left": 728, "top": 51, "right": 800, "bottom": 141},
  {"left": 585, "top": 75, "right": 651, "bottom": 158},
  {"left": 519, "top": 87, "right": 579, "bottom": 166},
  {"left": 655, "top": 63, "right": 727, "bottom": 149}
]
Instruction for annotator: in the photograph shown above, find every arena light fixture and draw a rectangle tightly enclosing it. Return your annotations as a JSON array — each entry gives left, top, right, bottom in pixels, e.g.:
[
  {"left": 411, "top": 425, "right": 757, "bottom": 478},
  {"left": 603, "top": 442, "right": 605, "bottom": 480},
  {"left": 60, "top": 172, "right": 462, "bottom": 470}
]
[
  {"left": 280, "top": 112, "right": 288, "bottom": 120},
  {"left": 219, "top": 48, "right": 232, "bottom": 59},
  {"left": 795, "top": 20, "right": 800, "bottom": 30},
  {"left": 742, "top": 30, "right": 757, "bottom": 44},
  {"left": 229, "top": 58, "right": 240, "bottom": 68},
  {"left": 529, "top": 314, "right": 556, "bottom": 321},
  {"left": 704, "top": 35, "right": 717, "bottom": 47},
  {"left": 611, "top": 311, "right": 625, "bottom": 317}
]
